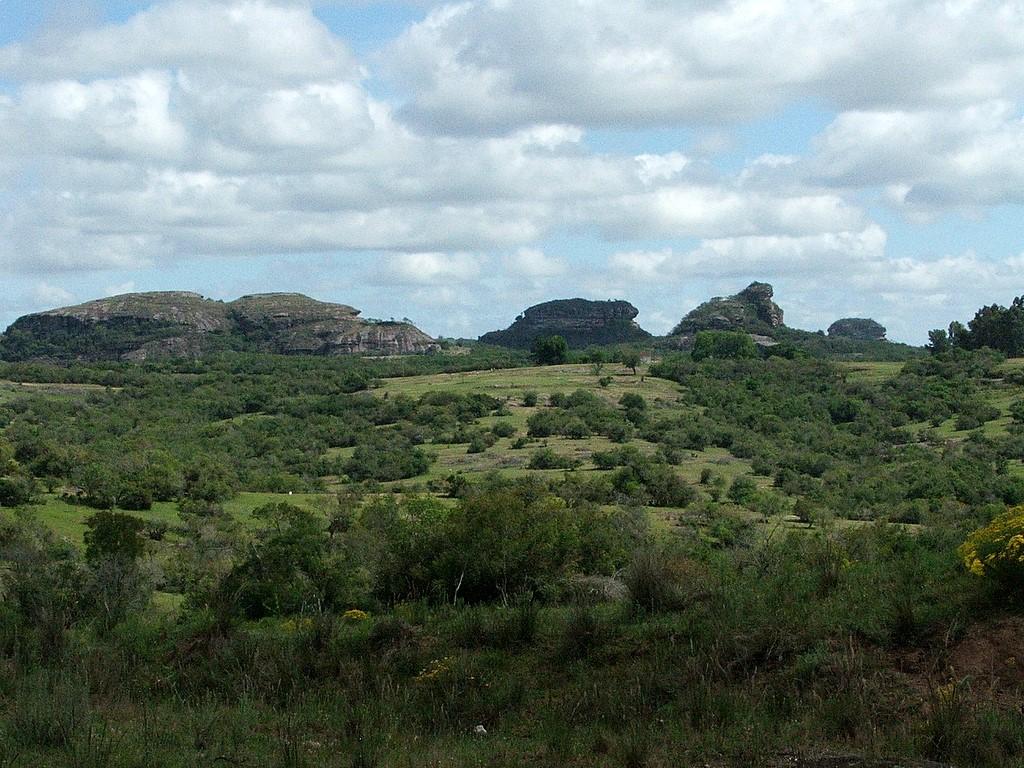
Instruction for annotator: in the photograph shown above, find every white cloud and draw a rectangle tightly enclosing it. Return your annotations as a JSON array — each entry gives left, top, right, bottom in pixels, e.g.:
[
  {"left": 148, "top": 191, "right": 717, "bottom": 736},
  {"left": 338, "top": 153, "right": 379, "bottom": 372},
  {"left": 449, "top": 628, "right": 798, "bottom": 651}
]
[
  {"left": 806, "top": 101, "right": 1024, "bottom": 210},
  {"left": 373, "top": 252, "right": 483, "bottom": 285},
  {"left": 8, "top": 72, "right": 188, "bottom": 161},
  {"left": 104, "top": 281, "right": 138, "bottom": 297},
  {"left": 504, "top": 248, "right": 566, "bottom": 279},
  {"left": 31, "top": 282, "right": 75, "bottom": 307},
  {"left": 385, "top": 0, "right": 1024, "bottom": 134},
  {"left": 0, "top": 0, "right": 357, "bottom": 82},
  {"left": 610, "top": 225, "right": 887, "bottom": 282}
]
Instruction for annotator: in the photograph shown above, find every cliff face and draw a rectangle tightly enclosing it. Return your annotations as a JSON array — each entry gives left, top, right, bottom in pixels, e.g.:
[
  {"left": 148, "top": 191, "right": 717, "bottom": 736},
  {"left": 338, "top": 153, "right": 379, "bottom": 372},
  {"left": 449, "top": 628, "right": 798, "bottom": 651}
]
[
  {"left": 479, "top": 298, "right": 651, "bottom": 349},
  {"left": 0, "top": 292, "right": 438, "bottom": 362},
  {"left": 827, "top": 318, "right": 887, "bottom": 341},
  {"left": 670, "top": 282, "right": 785, "bottom": 337}
]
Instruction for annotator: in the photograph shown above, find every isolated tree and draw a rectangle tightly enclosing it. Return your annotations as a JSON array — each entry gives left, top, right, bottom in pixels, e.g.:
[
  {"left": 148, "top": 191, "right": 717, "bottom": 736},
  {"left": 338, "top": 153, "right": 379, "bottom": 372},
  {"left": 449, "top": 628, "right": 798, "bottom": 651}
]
[
  {"left": 532, "top": 335, "right": 569, "bottom": 365},
  {"left": 927, "top": 328, "right": 950, "bottom": 355},
  {"left": 84, "top": 511, "right": 146, "bottom": 564},
  {"left": 621, "top": 350, "right": 641, "bottom": 375}
]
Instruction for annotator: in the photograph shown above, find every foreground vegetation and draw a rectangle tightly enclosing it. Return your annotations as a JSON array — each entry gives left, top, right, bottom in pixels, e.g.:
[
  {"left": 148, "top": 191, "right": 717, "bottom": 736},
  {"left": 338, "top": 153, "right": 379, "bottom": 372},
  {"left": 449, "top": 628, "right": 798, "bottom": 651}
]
[{"left": 1, "top": 343, "right": 1023, "bottom": 766}]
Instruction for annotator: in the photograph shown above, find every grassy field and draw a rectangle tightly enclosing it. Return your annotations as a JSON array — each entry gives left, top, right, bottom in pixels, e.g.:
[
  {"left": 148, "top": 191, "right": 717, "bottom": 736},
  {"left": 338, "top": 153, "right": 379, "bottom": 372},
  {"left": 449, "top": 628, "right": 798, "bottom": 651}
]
[
  {"left": 31, "top": 491, "right": 331, "bottom": 543},
  {"left": 839, "top": 360, "right": 905, "bottom": 383},
  {"left": 376, "top": 362, "right": 681, "bottom": 401}
]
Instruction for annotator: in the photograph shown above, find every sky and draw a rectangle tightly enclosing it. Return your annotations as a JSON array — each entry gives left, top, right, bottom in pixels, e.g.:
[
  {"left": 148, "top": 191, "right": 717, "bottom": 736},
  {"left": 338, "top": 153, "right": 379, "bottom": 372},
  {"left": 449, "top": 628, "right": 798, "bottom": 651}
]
[{"left": 1, "top": 0, "right": 1023, "bottom": 343}]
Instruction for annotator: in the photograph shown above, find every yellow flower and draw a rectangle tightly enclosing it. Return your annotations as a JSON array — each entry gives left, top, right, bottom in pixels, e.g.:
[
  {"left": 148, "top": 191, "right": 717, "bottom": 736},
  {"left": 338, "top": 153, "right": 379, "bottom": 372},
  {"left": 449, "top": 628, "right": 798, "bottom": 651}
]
[
  {"left": 342, "top": 609, "right": 370, "bottom": 622},
  {"left": 414, "top": 657, "right": 452, "bottom": 683}
]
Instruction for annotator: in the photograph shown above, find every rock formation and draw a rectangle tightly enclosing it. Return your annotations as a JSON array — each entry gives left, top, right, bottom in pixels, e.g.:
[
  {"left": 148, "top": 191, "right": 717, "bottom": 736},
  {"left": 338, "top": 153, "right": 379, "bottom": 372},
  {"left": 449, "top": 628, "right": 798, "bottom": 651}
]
[
  {"left": 670, "top": 282, "right": 785, "bottom": 336},
  {"left": 479, "top": 298, "right": 651, "bottom": 349},
  {"left": 827, "top": 318, "right": 887, "bottom": 341},
  {"left": 0, "top": 291, "right": 439, "bottom": 362}
]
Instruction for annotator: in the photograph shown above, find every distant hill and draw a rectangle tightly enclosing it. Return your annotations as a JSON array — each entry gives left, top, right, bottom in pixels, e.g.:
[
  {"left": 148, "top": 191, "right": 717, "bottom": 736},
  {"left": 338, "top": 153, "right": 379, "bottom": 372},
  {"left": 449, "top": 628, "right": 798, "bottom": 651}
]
[
  {"left": 479, "top": 298, "right": 651, "bottom": 349},
  {"left": 828, "top": 317, "right": 887, "bottom": 341},
  {"left": 0, "top": 291, "right": 438, "bottom": 362},
  {"left": 670, "top": 282, "right": 785, "bottom": 337}
]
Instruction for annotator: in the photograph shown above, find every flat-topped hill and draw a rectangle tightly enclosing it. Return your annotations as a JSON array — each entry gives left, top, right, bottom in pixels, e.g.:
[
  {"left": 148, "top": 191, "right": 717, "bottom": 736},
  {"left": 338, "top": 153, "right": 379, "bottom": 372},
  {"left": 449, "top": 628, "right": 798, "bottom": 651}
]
[
  {"left": 828, "top": 317, "right": 887, "bottom": 341},
  {"left": 0, "top": 292, "right": 438, "bottom": 362},
  {"left": 479, "top": 298, "right": 651, "bottom": 349}
]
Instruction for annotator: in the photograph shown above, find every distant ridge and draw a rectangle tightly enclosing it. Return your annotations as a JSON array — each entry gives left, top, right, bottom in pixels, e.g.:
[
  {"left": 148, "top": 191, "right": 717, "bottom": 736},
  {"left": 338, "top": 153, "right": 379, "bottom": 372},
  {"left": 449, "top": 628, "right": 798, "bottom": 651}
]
[
  {"left": 0, "top": 291, "right": 438, "bottom": 362},
  {"left": 479, "top": 298, "right": 651, "bottom": 349}
]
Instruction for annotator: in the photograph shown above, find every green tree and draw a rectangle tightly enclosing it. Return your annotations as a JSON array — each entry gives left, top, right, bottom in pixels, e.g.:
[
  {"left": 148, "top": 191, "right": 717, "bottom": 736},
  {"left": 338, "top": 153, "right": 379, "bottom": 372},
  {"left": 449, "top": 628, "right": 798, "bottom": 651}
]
[
  {"left": 621, "top": 350, "right": 641, "bottom": 375},
  {"left": 691, "top": 331, "right": 757, "bottom": 361},
  {"left": 532, "top": 335, "right": 569, "bottom": 365},
  {"left": 83, "top": 511, "right": 146, "bottom": 564},
  {"left": 927, "top": 328, "right": 950, "bottom": 355},
  {"left": 221, "top": 502, "right": 360, "bottom": 618}
]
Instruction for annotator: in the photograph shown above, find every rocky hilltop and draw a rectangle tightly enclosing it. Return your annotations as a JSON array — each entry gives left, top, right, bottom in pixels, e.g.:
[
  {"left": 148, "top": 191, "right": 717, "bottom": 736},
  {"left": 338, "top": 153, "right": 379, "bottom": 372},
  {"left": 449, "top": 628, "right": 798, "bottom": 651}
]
[
  {"left": 479, "top": 298, "right": 651, "bottom": 349},
  {"left": 0, "top": 292, "right": 438, "bottom": 362},
  {"left": 827, "top": 317, "right": 887, "bottom": 341},
  {"left": 671, "top": 282, "right": 785, "bottom": 337}
]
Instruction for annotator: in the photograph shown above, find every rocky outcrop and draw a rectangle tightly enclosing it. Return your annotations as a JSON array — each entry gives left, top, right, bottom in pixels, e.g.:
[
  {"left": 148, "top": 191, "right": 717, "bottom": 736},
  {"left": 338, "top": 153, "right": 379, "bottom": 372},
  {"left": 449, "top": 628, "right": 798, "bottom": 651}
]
[
  {"left": 670, "top": 282, "right": 785, "bottom": 337},
  {"left": 827, "top": 318, "right": 887, "bottom": 341},
  {"left": 0, "top": 292, "right": 439, "bottom": 362},
  {"left": 479, "top": 299, "right": 651, "bottom": 349}
]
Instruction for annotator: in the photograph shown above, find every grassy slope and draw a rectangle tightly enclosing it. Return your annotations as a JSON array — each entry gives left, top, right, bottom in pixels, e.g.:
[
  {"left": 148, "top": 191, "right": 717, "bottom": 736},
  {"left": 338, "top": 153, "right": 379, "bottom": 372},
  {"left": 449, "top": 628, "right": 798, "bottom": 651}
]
[{"left": 22, "top": 358, "right": 1024, "bottom": 545}]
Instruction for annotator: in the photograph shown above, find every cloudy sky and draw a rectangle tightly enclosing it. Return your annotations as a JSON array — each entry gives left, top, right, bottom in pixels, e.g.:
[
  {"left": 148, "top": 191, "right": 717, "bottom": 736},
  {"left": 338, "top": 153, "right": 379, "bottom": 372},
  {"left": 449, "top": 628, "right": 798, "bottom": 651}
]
[{"left": 1, "top": 0, "right": 1023, "bottom": 343}]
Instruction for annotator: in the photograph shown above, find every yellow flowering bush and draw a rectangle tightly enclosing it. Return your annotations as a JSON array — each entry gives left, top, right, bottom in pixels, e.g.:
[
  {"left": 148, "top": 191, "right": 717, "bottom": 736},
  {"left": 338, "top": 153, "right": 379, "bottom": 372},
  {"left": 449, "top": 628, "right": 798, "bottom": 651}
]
[
  {"left": 342, "top": 609, "right": 369, "bottom": 622},
  {"left": 280, "top": 617, "right": 314, "bottom": 634},
  {"left": 414, "top": 657, "right": 452, "bottom": 684},
  {"left": 959, "top": 506, "right": 1024, "bottom": 587}
]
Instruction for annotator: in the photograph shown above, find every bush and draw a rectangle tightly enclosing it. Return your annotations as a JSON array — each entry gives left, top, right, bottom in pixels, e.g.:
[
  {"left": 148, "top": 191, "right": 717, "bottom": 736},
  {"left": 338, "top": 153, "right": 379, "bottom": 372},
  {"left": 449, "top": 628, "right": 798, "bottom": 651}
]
[
  {"left": 0, "top": 473, "right": 37, "bottom": 507},
  {"left": 346, "top": 436, "right": 432, "bottom": 482},
  {"left": 959, "top": 506, "right": 1024, "bottom": 590},
  {"left": 491, "top": 421, "right": 516, "bottom": 438},
  {"left": 522, "top": 391, "right": 539, "bottom": 407},
  {"left": 528, "top": 449, "right": 580, "bottom": 470},
  {"left": 727, "top": 476, "right": 758, "bottom": 505}
]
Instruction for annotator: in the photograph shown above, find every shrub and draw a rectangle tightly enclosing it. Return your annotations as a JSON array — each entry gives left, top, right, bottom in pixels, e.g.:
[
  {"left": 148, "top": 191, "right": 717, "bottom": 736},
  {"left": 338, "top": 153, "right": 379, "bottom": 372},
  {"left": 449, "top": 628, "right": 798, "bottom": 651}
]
[
  {"left": 491, "top": 421, "right": 516, "bottom": 438},
  {"left": 959, "top": 506, "right": 1024, "bottom": 589},
  {"left": 528, "top": 449, "right": 579, "bottom": 470},
  {"left": 727, "top": 476, "right": 758, "bottom": 505},
  {"left": 346, "top": 436, "right": 432, "bottom": 482},
  {"left": 522, "top": 391, "right": 539, "bottom": 407},
  {"left": 0, "top": 473, "right": 37, "bottom": 507}
]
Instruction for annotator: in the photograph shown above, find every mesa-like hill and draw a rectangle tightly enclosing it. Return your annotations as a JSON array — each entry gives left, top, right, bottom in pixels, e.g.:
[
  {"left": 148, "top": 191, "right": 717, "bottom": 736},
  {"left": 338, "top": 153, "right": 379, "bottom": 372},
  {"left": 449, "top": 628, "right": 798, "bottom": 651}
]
[
  {"left": 479, "top": 298, "right": 651, "bottom": 349},
  {"left": 0, "top": 291, "right": 439, "bottom": 362},
  {"left": 828, "top": 317, "right": 887, "bottom": 341}
]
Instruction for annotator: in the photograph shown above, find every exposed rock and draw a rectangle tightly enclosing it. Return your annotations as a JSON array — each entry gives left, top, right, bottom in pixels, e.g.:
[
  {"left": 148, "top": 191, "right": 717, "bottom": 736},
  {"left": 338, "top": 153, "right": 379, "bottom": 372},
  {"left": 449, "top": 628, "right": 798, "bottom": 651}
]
[
  {"left": 479, "top": 298, "right": 651, "bottom": 349},
  {"left": 827, "top": 317, "right": 887, "bottom": 341},
  {"left": 0, "top": 291, "right": 439, "bottom": 362},
  {"left": 671, "top": 282, "right": 785, "bottom": 336}
]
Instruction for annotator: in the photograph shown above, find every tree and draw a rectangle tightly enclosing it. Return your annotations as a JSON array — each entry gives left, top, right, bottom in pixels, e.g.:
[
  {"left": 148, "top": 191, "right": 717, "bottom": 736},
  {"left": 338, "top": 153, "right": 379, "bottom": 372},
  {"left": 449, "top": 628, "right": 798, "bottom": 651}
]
[
  {"left": 221, "top": 502, "right": 360, "bottom": 618},
  {"left": 621, "top": 350, "right": 641, "bottom": 375},
  {"left": 83, "top": 511, "right": 146, "bottom": 564},
  {"left": 532, "top": 335, "right": 569, "bottom": 365},
  {"left": 691, "top": 331, "right": 757, "bottom": 361},
  {"left": 927, "top": 328, "right": 950, "bottom": 355}
]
